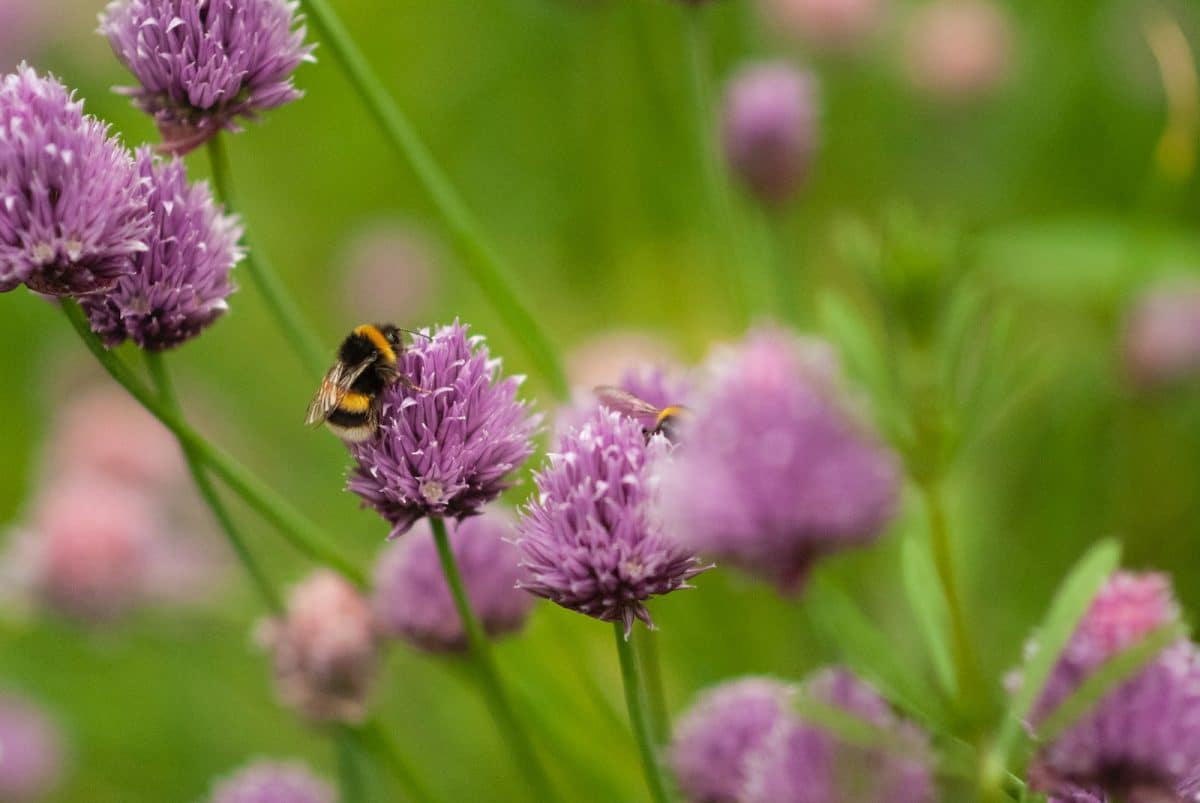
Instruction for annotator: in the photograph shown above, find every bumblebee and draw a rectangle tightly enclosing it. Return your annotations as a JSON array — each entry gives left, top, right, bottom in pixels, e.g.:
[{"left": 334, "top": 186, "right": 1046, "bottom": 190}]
[
  {"left": 305, "top": 323, "right": 416, "bottom": 442},
  {"left": 594, "top": 386, "right": 689, "bottom": 443}
]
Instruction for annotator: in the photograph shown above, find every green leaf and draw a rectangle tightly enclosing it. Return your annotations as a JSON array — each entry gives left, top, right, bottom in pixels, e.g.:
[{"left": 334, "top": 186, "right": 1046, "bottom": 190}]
[
  {"left": 1036, "top": 623, "right": 1182, "bottom": 743},
  {"left": 807, "top": 575, "right": 952, "bottom": 732},
  {"left": 986, "top": 539, "right": 1122, "bottom": 776},
  {"left": 900, "top": 536, "right": 958, "bottom": 702}
]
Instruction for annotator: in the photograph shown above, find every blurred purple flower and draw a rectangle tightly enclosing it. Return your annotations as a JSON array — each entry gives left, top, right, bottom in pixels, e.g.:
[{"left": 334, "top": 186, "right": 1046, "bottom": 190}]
[
  {"left": 1049, "top": 789, "right": 1108, "bottom": 803},
  {"left": 669, "top": 677, "right": 795, "bottom": 803},
  {"left": 99, "top": 0, "right": 314, "bottom": 155},
  {"left": 348, "top": 321, "right": 540, "bottom": 539},
  {"left": 0, "top": 65, "right": 152, "bottom": 296},
  {"left": 0, "top": 692, "right": 64, "bottom": 802},
  {"left": 721, "top": 62, "right": 818, "bottom": 206},
  {"left": 1018, "top": 571, "right": 1200, "bottom": 803},
  {"left": 373, "top": 510, "right": 534, "bottom": 652},
  {"left": 515, "top": 408, "right": 708, "bottom": 636},
  {"left": 757, "top": 0, "right": 884, "bottom": 52},
  {"left": 339, "top": 221, "right": 439, "bottom": 324},
  {"left": 903, "top": 0, "right": 1013, "bottom": 101},
  {"left": 1121, "top": 281, "right": 1200, "bottom": 391},
  {"left": 657, "top": 328, "right": 900, "bottom": 592},
  {"left": 208, "top": 760, "right": 335, "bottom": 803},
  {"left": 82, "top": 148, "right": 241, "bottom": 350},
  {"left": 257, "top": 569, "right": 379, "bottom": 723},
  {"left": 743, "top": 668, "right": 935, "bottom": 803}
]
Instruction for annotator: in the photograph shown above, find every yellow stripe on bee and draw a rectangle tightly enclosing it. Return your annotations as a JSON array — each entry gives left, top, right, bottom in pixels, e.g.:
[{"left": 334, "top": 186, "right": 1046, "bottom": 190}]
[
  {"left": 656, "top": 406, "right": 685, "bottom": 427},
  {"left": 354, "top": 324, "right": 396, "bottom": 364},
  {"left": 340, "top": 392, "right": 372, "bottom": 413}
]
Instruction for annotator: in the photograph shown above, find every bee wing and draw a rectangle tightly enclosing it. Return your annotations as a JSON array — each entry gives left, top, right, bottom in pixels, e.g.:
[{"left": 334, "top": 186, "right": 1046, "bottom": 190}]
[
  {"left": 593, "top": 385, "right": 663, "bottom": 427},
  {"left": 304, "top": 357, "right": 375, "bottom": 426}
]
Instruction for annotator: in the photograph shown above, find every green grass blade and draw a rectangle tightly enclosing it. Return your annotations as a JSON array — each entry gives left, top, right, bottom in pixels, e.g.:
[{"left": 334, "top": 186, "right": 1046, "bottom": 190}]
[
  {"left": 985, "top": 539, "right": 1121, "bottom": 778},
  {"left": 900, "top": 536, "right": 958, "bottom": 702}
]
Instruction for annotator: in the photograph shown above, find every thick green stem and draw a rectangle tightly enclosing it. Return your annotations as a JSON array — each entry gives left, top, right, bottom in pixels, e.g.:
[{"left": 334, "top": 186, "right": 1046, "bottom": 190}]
[
  {"left": 428, "top": 517, "right": 559, "bottom": 802},
  {"left": 356, "top": 720, "right": 442, "bottom": 803},
  {"left": 61, "top": 301, "right": 364, "bottom": 585},
  {"left": 636, "top": 627, "right": 671, "bottom": 744},
  {"left": 614, "top": 623, "right": 672, "bottom": 803},
  {"left": 294, "top": 0, "right": 568, "bottom": 399},
  {"left": 144, "top": 352, "right": 284, "bottom": 614},
  {"left": 206, "top": 135, "right": 327, "bottom": 379},
  {"left": 919, "top": 481, "right": 985, "bottom": 722}
]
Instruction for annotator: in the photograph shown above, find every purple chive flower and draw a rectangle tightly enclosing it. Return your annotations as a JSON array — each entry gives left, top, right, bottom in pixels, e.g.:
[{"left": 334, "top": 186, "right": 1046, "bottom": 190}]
[
  {"left": 721, "top": 63, "right": 818, "bottom": 206},
  {"left": 1018, "top": 571, "right": 1200, "bottom": 803},
  {"left": 669, "top": 677, "right": 795, "bottom": 803},
  {"left": 1121, "top": 281, "right": 1200, "bottom": 391},
  {"left": 257, "top": 570, "right": 379, "bottom": 723},
  {"left": 515, "top": 408, "right": 708, "bottom": 636},
  {"left": 0, "top": 692, "right": 64, "bottom": 802},
  {"left": 1049, "top": 789, "right": 1108, "bottom": 803},
  {"left": 0, "top": 65, "right": 152, "bottom": 296},
  {"left": 81, "top": 148, "right": 240, "bottom": 350},
  {"left": 658, "top": 328, "right": 900, "bottom": 593},
  {"left": 348, "top": 321, "right": 540, "bottom": 539},
  {"left": 208, "top": 760, "right": 335, "bottom": 803},
  {"left": 743, "top": 668, "right": 935, "bottom": 803},
  {"left": 99, "top": 0, "right": 314, "bottom": 155},
  {"left": 372, "top": 510, "right": 535, "bottom": 652}
]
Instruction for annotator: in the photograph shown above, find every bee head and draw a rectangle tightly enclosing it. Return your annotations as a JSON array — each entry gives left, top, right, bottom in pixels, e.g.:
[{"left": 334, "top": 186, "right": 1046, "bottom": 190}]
[{"left": 377, "top": 324, "right": 405, "bottom": 351}]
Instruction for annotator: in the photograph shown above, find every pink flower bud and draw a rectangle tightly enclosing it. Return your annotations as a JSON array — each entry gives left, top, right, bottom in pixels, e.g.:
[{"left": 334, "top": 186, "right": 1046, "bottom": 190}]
[{"left": 904, "top": 0, "right": 1013, "bottom": 101}]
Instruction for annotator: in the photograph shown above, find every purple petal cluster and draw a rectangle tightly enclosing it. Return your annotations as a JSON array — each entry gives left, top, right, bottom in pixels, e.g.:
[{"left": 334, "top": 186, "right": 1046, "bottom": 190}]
[
  {"left": 208, "top": 760, "right": 334, "bottom": 803},
  {"left": 669, "top": 677, "right": 795, "bottom": 803},
  {"left": 743, "top": 668, "right": 935, "bottom": 803},
  {"left": 100, "top": 0, "right": 313, "bottom": 155},
  {"left": 372, "top": 511, "right": 534, "bottom": 652},
  {"left": 0, "top": 65, "right": 152, "bottom": 296},
  {"left": 657, "top": 328, "right": 900, "bottom": 592},
  {"left": 82, "top": 148, "right": 241, "bottom": 350},
  {"left": 1020, "top": 571, "right": 1200, "bottom": 803},
  {"left": 721, "top": 63, "right": 818, "bottom": 205},
  {"left": 515, "top": 408, "right": 707, "bottom": 635},
  {"left": 348, "top": 321, "right": 540, "bottom": 539},
  {"left": 0, "top": 692, "right": 64, "bottom": 802}
]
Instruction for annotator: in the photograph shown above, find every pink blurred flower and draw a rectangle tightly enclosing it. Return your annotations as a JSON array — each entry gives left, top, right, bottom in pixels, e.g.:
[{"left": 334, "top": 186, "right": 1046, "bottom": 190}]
[
  {"left": 23, "top": 475, "right": 161, "bottom": 623},
  {"left": 44, "top": 384, "right": 185, "bottom": 490},
  {"left": 257, "top": 570, "right": 379, "bottom": 723},
  {"left": 0, "top": 692, "right": 64, "bottom": 802},
  {"left": 1121, "top": 280, "right": 1200, "bottom": 391},
  {"left": 904, "top": 0, "right": 1014, "bottom": 101},
  {"left": 758, "top": 0, "right": 886, "bottom": 52},
  {"left": 339, "top": 221, "right": 439, "bottom": 324}
]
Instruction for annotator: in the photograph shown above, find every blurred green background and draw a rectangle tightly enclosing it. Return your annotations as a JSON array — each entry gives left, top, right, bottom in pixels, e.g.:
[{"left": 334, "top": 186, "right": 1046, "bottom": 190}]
[{"left": 2, "top": 0, "right": 1200, "bottom": 800}]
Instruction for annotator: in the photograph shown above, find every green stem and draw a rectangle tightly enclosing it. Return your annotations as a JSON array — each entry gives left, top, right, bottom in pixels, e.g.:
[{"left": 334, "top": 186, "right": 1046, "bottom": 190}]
[
  {"left": 614, "top": 623, "right": 672, "bottom": 803},
  {"left": 335, "top": 725, "right": 368, "bottom": 803},
  {"left": 428, "top": 517, "right": 559, "bottom": 802},
  {"left": 61, "top": 301, "right": 365, "bottom": 585},
  {"left": 144, "top": 352, "right": 284, "bottom": 614},
  {"left": 295, "top": 0, "right": 568, "bottom": 399},
  {"left": 919, "top": 481, "right": 985, "bottom": 722},
  {"left": 766, "top": 211, "right": 801, "bottom": 324},
  {"left": 636, "top": 627, "right": 671, "bottom": 744},
  {"left": 682, "top": 8, "right": 756, "bottom": 325},
  {"left": 356, "top": 720, "right": 442, "bottom": 803},
  {"left": 206, "top": 135, "right": 327, "bottom": 379}
]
